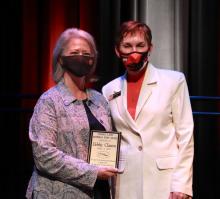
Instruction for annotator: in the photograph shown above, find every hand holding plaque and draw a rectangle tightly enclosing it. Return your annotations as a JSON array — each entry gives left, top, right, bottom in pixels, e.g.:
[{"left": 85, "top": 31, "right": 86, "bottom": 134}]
[{"left": 87, "top": 130, "right": 121, "bottom": 168}]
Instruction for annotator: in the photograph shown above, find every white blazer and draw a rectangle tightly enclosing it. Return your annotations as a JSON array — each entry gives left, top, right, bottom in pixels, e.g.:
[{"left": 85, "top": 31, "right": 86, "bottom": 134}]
[{"left": 102, "top": 63, "right": 194, "bottom": 199}]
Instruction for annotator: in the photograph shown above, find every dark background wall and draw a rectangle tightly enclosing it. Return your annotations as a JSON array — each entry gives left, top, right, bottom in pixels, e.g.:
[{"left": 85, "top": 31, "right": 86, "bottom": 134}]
[
  {"left": 189, "top": 0, "right": 220, "bottom": 198},
  {"left": 0, "top": 0, "right": 220, "bottom": 198}
]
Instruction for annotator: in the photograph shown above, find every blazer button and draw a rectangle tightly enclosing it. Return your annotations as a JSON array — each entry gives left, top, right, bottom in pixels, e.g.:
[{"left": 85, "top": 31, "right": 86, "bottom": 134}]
[{"left": 138, "top": 146, "right": 143, "bottom": 151}]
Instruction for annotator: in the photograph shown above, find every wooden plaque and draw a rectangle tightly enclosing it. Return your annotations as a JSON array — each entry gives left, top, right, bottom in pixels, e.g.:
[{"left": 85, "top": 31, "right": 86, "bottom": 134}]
[{"left": 87, "top": 130, "right": 121, "bottom": 168}]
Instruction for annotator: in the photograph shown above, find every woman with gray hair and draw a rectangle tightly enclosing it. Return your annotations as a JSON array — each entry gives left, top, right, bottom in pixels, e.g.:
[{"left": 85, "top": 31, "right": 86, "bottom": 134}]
[{"left": 26, "top": 28, "right": 118, "bottom": 199}]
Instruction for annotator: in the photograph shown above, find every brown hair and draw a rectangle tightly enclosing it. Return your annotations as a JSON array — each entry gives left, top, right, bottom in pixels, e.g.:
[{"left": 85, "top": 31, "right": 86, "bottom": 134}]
[{"left": 115, "top": 21, "right": 152, "bottom": 48}]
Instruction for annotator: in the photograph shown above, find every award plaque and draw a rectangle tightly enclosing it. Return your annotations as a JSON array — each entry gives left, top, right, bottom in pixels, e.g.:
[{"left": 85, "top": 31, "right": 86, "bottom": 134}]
[{"left": 87, "top": 130, "right": 121, "bottom": 168}]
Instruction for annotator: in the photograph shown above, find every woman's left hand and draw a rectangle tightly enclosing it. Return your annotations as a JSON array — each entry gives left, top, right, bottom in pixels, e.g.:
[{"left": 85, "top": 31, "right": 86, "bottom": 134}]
[
  {"left": 169, "top": 192, "right": 192, "bottom": 199},
  {"left": 97, "top": 166, "right": 118, "bottom": 180}
]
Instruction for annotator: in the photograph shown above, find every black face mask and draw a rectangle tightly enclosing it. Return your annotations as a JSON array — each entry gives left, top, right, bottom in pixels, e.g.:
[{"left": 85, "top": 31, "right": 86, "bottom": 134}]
[
  {"left": 61, "top": 55, "right": 94, "bottom": 77},
  {"left": 119, "top": 51, "right": 149, "bottom": 71}
]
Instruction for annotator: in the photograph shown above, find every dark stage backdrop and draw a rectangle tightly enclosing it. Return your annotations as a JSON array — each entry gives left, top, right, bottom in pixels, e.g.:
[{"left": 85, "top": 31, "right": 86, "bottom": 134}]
[
  {"left": 0, "top": 0, "right": 220, "bottom": 198},
  {"left": 189, "top": 0, "right": 220, "bottom": 198}
]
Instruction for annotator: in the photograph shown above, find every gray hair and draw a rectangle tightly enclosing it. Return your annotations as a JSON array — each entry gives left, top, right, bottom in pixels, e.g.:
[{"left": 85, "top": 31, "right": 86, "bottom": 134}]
[{"left": 52, "top": 28, "right": 98, "bottom": 83}]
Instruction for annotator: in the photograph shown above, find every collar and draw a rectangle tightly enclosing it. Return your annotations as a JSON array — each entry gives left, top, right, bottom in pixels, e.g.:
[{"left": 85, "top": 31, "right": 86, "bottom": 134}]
[
  {"left": 86, "top": 89, "right": 100, "bottom": 107},
  {"left": 144, "top": 62, "right": 158, "bottom": 85},
  {"left": 56, "top": 80, "right": 99, "bottom": 107},
  {"left": 124, "top": 62, "right": 157, "bottom": 85}
]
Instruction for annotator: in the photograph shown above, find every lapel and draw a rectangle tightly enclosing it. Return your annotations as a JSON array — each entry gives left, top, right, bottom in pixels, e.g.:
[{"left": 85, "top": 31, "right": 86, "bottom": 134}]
[
  {"left": 108, "top": 75, "right": 139, "bottom": 133},
  {"left": 56, "top": 80, "right": 77, "bottom": 106},
  {"left": 107, "top": 64, "right": 158, "bottom": 132},
  {"left": 118, "top": 75, "right": 140, "bottom": 132},
  {"left": 135, "top": 63, "right": 158, "bottom": 120},
  {"left": 87, "top": 89, "right": 111, "bottom": 131}
]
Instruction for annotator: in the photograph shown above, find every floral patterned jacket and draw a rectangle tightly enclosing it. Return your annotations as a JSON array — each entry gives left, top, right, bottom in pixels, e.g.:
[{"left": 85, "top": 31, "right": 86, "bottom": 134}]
[{"left": 26, "top": 81, "right": 113, "bottom": 199}]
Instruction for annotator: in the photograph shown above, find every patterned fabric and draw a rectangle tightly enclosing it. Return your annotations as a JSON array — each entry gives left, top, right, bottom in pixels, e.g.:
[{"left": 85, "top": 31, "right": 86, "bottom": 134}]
[{"left": 26, "top": 80, "right": 112, "bottom": 199}]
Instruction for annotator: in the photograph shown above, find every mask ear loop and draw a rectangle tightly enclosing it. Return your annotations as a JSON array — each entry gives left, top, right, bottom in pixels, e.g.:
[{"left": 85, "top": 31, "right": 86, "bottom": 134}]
[
  {"left": 145, "top": 51, "right": 150, "bottom": 60},
  {"left": 57, "top": 54, "right": 64, "bottom": 68},
  {"left": 88, "top": 57, "right": 94, "bottom": 66},
  {"left": 119, "top": 50, "right": 150, "bottom": 58}
]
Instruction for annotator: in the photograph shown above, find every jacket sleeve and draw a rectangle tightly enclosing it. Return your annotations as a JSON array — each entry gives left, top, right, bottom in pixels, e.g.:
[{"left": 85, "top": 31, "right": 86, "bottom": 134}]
[
  {"left": 29, "top": 97, "right": 98, "bottom": 190},
  {"left": 171, "top": 73, "right": 194, "bottom": 196}
]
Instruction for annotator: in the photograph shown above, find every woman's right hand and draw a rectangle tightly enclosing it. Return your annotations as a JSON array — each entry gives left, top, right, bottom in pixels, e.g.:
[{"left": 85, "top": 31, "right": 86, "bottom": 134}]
[{"left": 97, "top": 166, "right": 118, "bottom": 180}]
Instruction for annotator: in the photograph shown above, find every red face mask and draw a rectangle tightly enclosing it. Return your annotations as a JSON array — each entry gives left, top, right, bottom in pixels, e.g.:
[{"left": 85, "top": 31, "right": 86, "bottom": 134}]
[{"left": 119, "top": 51, "right": 149, "bottom": 71}]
